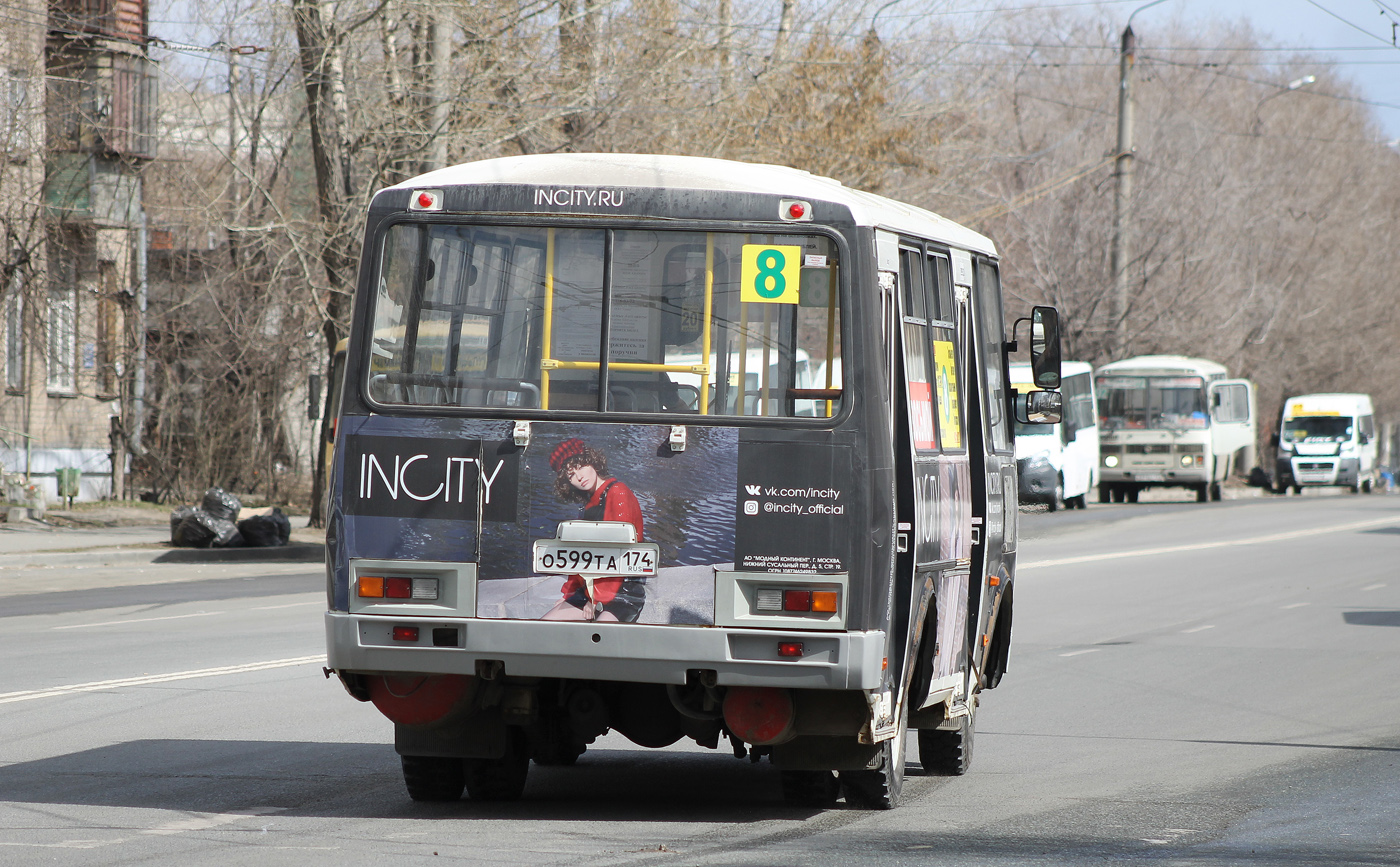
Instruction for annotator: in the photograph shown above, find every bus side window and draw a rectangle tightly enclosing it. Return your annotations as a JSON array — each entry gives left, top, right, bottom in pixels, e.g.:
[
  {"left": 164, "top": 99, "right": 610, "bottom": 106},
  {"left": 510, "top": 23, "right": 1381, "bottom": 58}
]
[
  {"left": 929, "top": 253, "right": 953, "bottom": 324},
  {"left": 974, "top": 261, "right": 1011, "bottom": 453}
]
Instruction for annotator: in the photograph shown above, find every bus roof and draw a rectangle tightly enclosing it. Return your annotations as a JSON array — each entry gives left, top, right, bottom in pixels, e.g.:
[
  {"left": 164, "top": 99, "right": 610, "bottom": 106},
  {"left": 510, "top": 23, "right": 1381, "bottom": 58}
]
[
  {"left": 1281, "top": 393, "right": 1374, "bottom": 417},
  {"left": 380, "top": 154, "right": 997, "bottom": 257},
  {"left": 1095, "top": 355, "right": 1230, "bottom": 378}
]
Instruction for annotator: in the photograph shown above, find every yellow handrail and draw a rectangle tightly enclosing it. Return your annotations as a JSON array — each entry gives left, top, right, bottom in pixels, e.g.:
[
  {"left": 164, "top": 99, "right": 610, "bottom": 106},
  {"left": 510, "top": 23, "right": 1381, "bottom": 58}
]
[
  {"left": 700, "top": 233, "right": 714, "bottom": 415},
  {"left": 541, "top": 228, "right": 555, "bottom": 409}
]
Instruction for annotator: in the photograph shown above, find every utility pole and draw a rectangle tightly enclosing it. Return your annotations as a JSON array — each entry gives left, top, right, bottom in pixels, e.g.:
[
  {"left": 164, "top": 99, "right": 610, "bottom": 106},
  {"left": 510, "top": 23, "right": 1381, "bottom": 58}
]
[{"left": 1108, "top": 23, "right": 1136, "bottom": 360}]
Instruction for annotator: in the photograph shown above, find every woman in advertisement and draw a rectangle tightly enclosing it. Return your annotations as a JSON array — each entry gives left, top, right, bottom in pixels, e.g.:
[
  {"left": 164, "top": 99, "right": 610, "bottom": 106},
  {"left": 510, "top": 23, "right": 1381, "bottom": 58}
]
[{"left": 542, "top": 438, "right": 648, "bottom": 622}]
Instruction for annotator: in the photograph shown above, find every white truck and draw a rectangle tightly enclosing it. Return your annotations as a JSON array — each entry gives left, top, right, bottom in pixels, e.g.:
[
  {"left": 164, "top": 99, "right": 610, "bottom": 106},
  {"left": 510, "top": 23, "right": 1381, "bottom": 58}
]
[
  {"left": 1094, "top": 356, "right": 1255, "bottom": 503},
  {"left": 1273, "top": 393, "right": 1379, "bottom": 494}
]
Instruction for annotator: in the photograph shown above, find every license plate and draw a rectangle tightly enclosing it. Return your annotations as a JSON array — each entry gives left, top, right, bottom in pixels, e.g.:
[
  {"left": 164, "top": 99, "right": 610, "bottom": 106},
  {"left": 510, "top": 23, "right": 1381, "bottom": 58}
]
[
  {"left": 1133, "top": 473, "right": 1164, "bottom": 482},
  {"left": 532, "top": 542, "right": 659, "bottom": 576}
]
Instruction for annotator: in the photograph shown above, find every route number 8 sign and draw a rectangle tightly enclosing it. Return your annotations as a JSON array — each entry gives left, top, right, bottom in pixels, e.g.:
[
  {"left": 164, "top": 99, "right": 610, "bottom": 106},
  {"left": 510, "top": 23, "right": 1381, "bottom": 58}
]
[{"left": 740, "top": 244, "right": 802, "bottom": 304}]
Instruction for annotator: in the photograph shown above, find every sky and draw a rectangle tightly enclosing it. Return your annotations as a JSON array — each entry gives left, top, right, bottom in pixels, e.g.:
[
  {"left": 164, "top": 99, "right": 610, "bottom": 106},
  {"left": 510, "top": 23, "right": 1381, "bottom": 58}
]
[{"left": 1052, "top": 0, "right": 1400, "bottom": 141}]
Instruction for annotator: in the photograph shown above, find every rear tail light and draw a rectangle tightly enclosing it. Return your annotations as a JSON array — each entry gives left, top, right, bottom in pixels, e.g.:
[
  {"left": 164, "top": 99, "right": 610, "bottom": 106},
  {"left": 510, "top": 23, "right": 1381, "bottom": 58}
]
[
  {"left": 358, "top": 575, "right": 439, "bottom": 602},
  {"left": 783, "top": 590, "right": 811, "bottom": 612},
  {"left": 777, "top": 641, "right": 805, "bottom": 658},
  {"left": 392, "top": 626, "right": 419, "bottom": 642},
  {"left": 752, "top": 586, "right": 840, "bottom": 618}
]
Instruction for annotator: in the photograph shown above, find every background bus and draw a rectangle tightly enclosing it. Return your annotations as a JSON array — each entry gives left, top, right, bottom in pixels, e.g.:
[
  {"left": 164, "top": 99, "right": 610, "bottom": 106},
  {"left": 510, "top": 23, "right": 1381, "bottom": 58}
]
[
  {"left": 1011, "top": 361, "right": 1098, "bottom": 510},
  {"left": 1273, "top": 393, "right": 1379, "bottom": 494},
  {"left": 1095, "top": 355, "right": 1255, "bottom": 503}
]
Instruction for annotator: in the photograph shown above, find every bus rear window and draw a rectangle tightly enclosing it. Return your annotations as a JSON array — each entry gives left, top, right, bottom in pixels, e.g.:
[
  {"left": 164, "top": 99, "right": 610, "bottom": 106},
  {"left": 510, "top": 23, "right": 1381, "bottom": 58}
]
[{"left": 366, "top": 224, "right": 843, "bottom": 419}]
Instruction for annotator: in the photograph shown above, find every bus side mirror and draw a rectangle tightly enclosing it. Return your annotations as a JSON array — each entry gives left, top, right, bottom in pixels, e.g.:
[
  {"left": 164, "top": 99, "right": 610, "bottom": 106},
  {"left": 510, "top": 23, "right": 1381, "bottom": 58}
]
[
  {"left": 1015, "top": 390, "right": 1063, "bottom": 425},
  {"left": 1029, "top": 306, "right": 1061, "bottom": 389}
]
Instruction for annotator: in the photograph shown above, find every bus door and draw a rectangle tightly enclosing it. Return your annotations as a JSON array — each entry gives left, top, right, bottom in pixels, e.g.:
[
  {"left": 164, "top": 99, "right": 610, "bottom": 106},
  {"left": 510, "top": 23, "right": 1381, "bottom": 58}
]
[
  {"left": 963, "top": 254, "right": 1015, "bottom": 685},
  {"left": 1209, "top": 379, "right": 1255, "bottom": 477},
  {"left": 891, "top": 242, "right": 940, "bottom": 706}
]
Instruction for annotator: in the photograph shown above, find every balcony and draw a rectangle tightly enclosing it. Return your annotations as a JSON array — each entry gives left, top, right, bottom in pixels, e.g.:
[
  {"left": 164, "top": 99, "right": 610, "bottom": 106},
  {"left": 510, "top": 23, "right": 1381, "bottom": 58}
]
[
  {"left": 48, "top": 50, "right": 157, "bottom": 160},
  {"left": 50, "top": 0, "right": 146, "bottom": 45}
]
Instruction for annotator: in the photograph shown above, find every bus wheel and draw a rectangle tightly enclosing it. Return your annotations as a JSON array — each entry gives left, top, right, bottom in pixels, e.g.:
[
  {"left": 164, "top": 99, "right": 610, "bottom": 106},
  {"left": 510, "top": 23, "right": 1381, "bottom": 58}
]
[
  {"left": 464, "top": 730, "right": 530, "bottom": 801},
  {"left": 1210, "top": 482, "right": 1222, "bottom": 501},
  {"left": 1098, "top": 485, "right": 1111, "bottom": 504},
  {"left": 1195, "top": 484, "right": 1208, "bottom": 503},
  {"left": 840, "top": 721, "right": 905, "bottom": 809},
  {"left": 780, "top": 770, "right": 841, "bottom": 808},
  {"left": 1067, "top": 494, "right": 1087, "bottom": 510},
  {"left": 918, "top": 708, "right": 975, "bottom": 776},
  {"left": 1125, "top": 487, "right": 1139, "bottom": 504},
  {"left": 1291, "top": 486, "right": 1301, "bottom": 495},
  {"left": 1362, "top": 478, "right": 1373, "bottom": 494},
  {"left": 401, "top": 755, "right": 465, "bottom": 802}
]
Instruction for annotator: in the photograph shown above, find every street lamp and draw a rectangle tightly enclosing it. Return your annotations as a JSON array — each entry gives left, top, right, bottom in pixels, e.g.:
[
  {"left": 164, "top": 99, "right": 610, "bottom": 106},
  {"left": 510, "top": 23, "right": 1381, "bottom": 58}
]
[{"left": 1253, "top": 75, "right": 1316, "bottom": 134}]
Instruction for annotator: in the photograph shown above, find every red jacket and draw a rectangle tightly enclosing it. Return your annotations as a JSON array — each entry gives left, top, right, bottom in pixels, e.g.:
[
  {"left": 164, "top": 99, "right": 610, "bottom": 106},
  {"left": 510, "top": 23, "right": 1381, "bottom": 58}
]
[{"left": 560, "top": 478, "right": 644, "bottom": 604}]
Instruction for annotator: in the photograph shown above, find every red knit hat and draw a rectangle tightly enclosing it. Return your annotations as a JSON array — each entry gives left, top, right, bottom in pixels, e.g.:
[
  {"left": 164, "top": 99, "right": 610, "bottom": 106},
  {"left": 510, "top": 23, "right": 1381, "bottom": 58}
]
[{"left": 550, "top": 438, "right": 588, "bottom": 472}]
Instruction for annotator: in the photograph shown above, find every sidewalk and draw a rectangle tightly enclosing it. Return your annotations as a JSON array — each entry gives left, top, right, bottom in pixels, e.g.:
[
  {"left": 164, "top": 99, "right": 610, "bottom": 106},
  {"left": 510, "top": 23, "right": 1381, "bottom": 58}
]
[{"left": 0, "top": 508, "right": 326, "bottom": 568}]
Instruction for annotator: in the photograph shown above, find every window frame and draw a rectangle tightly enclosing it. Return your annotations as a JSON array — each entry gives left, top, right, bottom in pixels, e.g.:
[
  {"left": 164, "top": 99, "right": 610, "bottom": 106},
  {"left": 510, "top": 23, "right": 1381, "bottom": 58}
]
[{"left": 357, "top": 215, "right": 854, "bottom": 428}]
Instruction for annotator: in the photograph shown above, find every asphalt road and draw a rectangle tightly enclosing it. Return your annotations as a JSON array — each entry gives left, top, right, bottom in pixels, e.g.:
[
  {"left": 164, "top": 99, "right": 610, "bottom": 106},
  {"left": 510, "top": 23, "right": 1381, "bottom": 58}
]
[{"left": 1, "top": 493, "right": 1397, "bottom": 865}]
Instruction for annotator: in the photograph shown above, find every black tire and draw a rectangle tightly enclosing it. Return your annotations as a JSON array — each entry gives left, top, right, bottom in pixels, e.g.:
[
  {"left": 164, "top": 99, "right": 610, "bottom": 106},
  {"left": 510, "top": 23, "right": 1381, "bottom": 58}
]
[
  {"left": 918, "top": 711, "right": 975, "bottom": 776},
  {"left": 1067, "top": 493, "right": 1087, "bottom": 510},
  {"left": 1098, "top": 484, "right": 1111, "bottom": 504},
  {"left": 1195, "top": 484, "right": 1208, "bottom": 503},
  {"left": 530, "top": 708, "right": 586, "bottom": 766},
  {"left": 401, "top": 754, "right": 465, "bottom": 802},
  {"left": 1291, "top": 485, "right": 1302, "bottom": 495},
  {"left": 1046, "top": 479, "right": 1062, "bottom": 512},
  {"left": 1362, "top": 478, "right": 1373, "bottom": 494},
  {"left": 1125, "top": 487, "right": 1139, "bottom": 504},
  {"left": 1209, "top": 482, "right": 1222, "bottom": 501},
  {"left": 780, "top": 770, "right": 841, "bottom": 808},
  {"left": 840, "top": 721, "right": 906, "bottom": 809},
  {"left": 464, "top": 730, "right": 530, "bottom": 801},
  {"left": 1110, "top": 485, "right": 1124, "bottom": 504}
]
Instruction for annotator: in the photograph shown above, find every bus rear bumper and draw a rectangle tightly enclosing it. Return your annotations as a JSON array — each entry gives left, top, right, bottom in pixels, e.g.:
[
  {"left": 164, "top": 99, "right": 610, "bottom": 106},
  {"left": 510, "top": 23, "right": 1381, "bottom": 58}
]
[{"left": 325, "top": 611, "right": 886, "bottom": 691}]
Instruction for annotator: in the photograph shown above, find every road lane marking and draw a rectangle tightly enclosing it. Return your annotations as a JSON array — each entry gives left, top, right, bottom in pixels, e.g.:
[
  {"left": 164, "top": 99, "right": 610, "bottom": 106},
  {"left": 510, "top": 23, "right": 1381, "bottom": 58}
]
[
  {"left": 1020, "top": 516, "right": 1400, "bottom": 571},
  {"left": 251, "top": 600, "right": 324, "bottom": 611},
  {"left": 1362, "top": 583, "right": 1386, "bottom": 591},
  {"left": 1059, "top": 649, "right": 1100, "bottom": 657},
  {"left": 1280, "top": 602, "right": 1310, "bottom": 610},
  {"left": 0, "top": 839, "right": 126, "bottom": 849},
  {"left": 1182, "top": 625, "right": 1215, "bottom": 633},
  {"left": 144, "top": 807, "right": 285, "bottom": 836},
  {"left": 52, "top": 611, "right": 223, "bottom": 630},
  {"left": 0, "top": 655, "right": 323, "bottom": 704}
]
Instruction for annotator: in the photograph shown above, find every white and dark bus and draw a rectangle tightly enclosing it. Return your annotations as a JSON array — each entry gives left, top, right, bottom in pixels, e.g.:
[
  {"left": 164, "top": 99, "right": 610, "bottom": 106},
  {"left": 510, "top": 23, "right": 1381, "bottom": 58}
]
[{"left": 323, "top": 154, "right": 1062, "bottom": 809}]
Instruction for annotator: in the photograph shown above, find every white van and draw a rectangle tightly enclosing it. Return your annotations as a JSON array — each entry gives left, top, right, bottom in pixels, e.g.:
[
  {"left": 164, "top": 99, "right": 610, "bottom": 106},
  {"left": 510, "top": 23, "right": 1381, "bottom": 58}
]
[
  {"left": 1274, "top": 393, "right": 1379, "bottom": 494},
  {"left": 1011, "top": 361, "right": 1099, "bottom": 510}
]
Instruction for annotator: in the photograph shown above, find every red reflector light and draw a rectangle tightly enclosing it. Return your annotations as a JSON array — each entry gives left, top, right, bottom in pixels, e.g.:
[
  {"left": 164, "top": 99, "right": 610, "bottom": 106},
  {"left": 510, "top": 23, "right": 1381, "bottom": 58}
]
[
  {"left": 788, "top": 202, "right": 806, "bottom": 219},
  {"left": 386, "top": 577, "right": 412, "bottom": 598},
  {"left": 783, "top": 589, "right": 811, "bottom": 611},
  {"left": 777, "top": 641, "right": 804, "bottom": 658},
  {"left": 392, "top": 626, "right": 419, "bottom": 642},
  {"left": 417, "top": 191, "right": 434, "bottom": 208}
]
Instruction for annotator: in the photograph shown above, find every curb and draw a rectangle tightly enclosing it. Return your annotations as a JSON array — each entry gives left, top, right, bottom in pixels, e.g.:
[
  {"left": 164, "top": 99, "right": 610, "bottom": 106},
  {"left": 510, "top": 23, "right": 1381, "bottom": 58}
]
[{"left": 0, "top": 542, "right": 325, "bottom": 569}]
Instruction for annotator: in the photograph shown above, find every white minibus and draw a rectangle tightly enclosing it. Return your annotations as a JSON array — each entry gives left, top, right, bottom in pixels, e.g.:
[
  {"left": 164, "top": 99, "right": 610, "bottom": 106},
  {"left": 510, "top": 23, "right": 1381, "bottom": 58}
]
[
  {"left": 1274, "top": 393, "right": 1378, "bottom": 493},
  {"left": 1011, "top": 361, "right": 1098, "bottom": 510}
]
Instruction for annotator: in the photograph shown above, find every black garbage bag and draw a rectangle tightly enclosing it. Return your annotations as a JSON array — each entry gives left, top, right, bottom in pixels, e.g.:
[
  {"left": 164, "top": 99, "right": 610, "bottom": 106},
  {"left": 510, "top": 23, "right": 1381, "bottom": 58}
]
[
  {"left": 238, "top": 508, "right": 291, "bottom": 547},
  {"left": 173, "top": 511, "right": 218, "bottom": 548},
  {"left": 201, "top": 487, "right": 242, "bottom": 522},
  {"left": 169, "top": 505, "right": 198, "bottom": 544},
  {"left": 1247, "top": 466, "right": 1271, "bottom": 488},
  {"left": 210, "top": 517, "right": 245, "bottom": 548}
]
